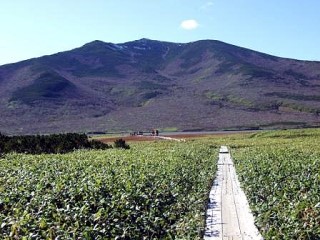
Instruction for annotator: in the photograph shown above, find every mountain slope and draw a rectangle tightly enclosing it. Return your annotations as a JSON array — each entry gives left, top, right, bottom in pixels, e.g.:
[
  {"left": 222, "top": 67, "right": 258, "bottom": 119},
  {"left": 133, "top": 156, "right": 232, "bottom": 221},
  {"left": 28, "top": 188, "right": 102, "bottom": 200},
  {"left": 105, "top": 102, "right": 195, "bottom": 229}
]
[{"left": 0, "top": 39, "right": 320, "bottom": 134}]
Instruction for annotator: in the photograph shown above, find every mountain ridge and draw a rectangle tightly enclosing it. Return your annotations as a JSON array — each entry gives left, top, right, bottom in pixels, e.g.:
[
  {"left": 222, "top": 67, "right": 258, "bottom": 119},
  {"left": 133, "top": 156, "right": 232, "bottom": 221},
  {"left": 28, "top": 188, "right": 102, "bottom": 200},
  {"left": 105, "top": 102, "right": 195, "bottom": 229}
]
[{"left": 1, "top": 39, "right": 320, "bottom": 134}]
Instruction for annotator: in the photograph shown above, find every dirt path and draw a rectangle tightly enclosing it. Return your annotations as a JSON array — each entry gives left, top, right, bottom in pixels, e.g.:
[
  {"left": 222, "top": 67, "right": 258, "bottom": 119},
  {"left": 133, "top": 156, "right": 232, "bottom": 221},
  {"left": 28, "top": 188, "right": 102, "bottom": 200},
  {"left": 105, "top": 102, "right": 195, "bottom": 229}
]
[
  {"left": 98, "top": 135, "right": 186, "bottom": 143},
  {"left": 153, "top": 136, "right": 185, "bottom": 142},
  {"left": 97, "top": 130, "right": 257, "bottom": 144},
  {"left": 204, "top": 146, "right": 263, "bottom": 240}
]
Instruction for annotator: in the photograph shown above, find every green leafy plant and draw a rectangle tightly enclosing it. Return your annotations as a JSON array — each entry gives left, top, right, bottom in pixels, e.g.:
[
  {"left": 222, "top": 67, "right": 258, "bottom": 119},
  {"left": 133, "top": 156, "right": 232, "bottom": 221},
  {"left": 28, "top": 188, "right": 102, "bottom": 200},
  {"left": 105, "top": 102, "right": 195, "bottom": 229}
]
[
  {"left": 114, "top": 138, "right": 130, "bottom": 149},
  {"left": 0, "top": 132, "right": 110, "bottom": 154},
  {"left": 0, "top": 140, "right": 216, "bottom": 239},
  {"left": 227, "top": 129, "right": 320, "bottom": 239}
]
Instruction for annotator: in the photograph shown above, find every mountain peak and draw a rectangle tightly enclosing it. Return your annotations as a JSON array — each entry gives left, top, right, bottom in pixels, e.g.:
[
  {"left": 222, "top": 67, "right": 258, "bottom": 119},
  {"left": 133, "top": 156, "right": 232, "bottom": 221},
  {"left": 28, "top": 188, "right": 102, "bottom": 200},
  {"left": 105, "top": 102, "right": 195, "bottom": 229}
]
[
  {"left": 137, "top": 38, "right": 152, "bottom": 42},
  {"left": 1, "top": 38, "right": 320, "bottom": 134},
  {"left": 83, "top": 40, "right": 106, "bottom": 47}
]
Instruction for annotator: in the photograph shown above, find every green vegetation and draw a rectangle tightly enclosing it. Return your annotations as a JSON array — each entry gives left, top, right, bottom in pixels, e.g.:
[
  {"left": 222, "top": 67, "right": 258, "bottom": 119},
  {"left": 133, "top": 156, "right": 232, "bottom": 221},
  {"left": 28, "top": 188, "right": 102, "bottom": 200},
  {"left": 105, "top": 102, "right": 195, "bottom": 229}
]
[
  {"left": 108, "top": 82, "right": 167, "bottom": 107},
  {"left": 212, "top": 129, "right": 320, "bottom": 239},
  {"left": 161, "top": 127, "right": 179, "bottom": 132},
  {"left": 258, "top": 121, "right": 307, "bottom": 129},
  {"left": 281, "top": 102, "right": 320, "bottom": 114},
  {"left": 10, "top": 72, "right": 75, "bottom": 104},
  {"left": 226, "top": 95, "right": 254, "bottom": 108},
  {"left": 1, "top": 129, "right": 320, "bottom": 239},
  {"left": 265, "top": 92, "right": 320, "bottom": 102},
  {"left": 204, "top": 91, "right": 255, "bottom": 108},
  {"left": 204, "top": 91, "right": 224, "bottom": 101},
  {"left": 114, "top": 138, "right": 130, "bottom": 149},
  {"left": 109, "top": 86, "right": 136, "bottom": 96},
  {"left": 133, "top": 81, "right": 168, "bottom": 91},
  {"left": 0, "top": 133, "right": 110, "bottom": 154},
  {"left": 0, "top": 141, "right": 216, "bottom": 239},
  {"left": 240, "top": 64, "right": 275, "bottom": 79}
]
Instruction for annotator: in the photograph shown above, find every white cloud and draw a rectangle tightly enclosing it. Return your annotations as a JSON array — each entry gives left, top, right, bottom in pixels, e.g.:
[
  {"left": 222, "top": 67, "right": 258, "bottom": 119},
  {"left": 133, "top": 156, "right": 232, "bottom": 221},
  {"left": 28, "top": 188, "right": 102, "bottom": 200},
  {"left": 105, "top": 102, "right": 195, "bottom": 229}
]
[
  {"left": 180, "top": 19, "right": 199, "bottom": 30},
  {"left": 200, "top": 1, "right": 214, "bottom": 10}
]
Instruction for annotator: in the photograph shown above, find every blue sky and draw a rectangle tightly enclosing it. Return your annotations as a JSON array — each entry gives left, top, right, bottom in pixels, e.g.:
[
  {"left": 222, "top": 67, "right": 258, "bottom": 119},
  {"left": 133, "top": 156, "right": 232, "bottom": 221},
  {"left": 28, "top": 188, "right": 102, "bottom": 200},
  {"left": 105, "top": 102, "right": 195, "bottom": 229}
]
[{"left": 1, "top": 0, "right": 320, "bottom": 65}]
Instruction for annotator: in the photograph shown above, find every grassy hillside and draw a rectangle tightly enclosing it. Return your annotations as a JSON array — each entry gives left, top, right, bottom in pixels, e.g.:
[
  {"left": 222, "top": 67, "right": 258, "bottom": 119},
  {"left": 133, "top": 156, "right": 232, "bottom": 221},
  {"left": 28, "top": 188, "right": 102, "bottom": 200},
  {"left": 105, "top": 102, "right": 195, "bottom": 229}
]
[
  {"left": 0, "top": 39, "right": 320, "bottom": 134},
  {"left": 10, "top": 72, "right": 76, "bottom": 104}
]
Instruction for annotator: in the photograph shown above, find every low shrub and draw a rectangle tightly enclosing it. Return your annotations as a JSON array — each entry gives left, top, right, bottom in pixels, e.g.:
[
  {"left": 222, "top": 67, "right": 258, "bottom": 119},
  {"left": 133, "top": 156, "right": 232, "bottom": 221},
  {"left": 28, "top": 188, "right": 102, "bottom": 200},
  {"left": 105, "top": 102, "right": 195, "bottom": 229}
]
[
  {"left": 0, "top": 132, "right": 110, "bottom": 154},
  {"left": 114, "top": 138, "right": 130, "bottom": 149}
]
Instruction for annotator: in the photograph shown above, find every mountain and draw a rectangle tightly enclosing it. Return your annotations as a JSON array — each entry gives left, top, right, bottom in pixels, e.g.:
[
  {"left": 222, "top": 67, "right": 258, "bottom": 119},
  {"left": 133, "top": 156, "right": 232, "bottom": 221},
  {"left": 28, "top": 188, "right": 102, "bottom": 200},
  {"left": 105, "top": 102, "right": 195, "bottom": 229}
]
[{"left": 1, "top": 38, "right": 320, "bottom": 134}]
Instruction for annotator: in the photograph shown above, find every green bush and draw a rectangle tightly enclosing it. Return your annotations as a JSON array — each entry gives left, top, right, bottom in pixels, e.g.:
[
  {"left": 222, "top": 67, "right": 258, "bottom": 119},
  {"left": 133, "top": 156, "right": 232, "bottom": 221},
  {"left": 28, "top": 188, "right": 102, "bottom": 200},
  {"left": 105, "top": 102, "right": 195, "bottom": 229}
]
[
  {"left": 0, "top": 132, "right": 110, "bottom": 154},
  {"left": 114, "top": 138, "right": 130, "bottom": 149},
  {"left": 0, "top": 141, "right": 216, "bottom": 239}
]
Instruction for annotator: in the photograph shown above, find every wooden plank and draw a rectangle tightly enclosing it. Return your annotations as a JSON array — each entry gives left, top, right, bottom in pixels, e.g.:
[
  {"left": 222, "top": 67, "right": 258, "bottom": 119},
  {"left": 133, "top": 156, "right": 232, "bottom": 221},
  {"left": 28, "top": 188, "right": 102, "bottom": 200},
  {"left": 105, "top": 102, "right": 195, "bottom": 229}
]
[{"left": 204, "top": 146, "right": 263, "bottom": 240}]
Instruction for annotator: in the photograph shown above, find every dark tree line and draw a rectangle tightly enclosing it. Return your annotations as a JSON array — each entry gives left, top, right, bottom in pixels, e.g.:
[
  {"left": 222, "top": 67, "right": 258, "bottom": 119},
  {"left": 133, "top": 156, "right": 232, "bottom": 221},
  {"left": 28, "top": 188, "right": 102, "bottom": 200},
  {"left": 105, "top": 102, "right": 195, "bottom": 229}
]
[
  {"left": 0, "top": 133, "right": 111, "bottom": 154},
  {"left": 114, "top": 138, "right": 130, "bottom": 149}
]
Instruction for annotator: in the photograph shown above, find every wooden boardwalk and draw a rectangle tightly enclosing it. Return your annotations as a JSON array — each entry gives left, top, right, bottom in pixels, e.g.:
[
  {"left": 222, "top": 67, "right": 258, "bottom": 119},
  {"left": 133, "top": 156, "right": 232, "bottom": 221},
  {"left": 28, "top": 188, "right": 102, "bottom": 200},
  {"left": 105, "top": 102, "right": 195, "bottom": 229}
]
[{"left": 204, "top": 146, "right": 263, "bottom": 240}]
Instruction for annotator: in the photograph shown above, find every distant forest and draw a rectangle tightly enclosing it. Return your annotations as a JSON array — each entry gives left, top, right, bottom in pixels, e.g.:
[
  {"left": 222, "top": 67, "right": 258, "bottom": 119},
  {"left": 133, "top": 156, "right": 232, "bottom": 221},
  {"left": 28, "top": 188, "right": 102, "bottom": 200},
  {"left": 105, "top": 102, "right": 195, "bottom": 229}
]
[{"left": 0, "top": 133, "right": 111, "bottom": 154}]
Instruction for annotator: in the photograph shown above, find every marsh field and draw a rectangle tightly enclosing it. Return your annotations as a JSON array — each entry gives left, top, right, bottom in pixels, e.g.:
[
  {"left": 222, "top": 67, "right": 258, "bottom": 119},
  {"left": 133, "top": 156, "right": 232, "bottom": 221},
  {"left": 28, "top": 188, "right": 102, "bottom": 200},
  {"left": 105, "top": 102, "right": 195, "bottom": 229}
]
[{"left": 1, "top": 128, "right": 320, "bottom": 239}]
